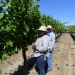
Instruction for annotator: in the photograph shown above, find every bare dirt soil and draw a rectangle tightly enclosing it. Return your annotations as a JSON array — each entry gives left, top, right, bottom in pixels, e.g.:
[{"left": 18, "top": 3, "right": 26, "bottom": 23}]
[{"left": 0, "top": 33, "right": 75, "bottom": 75}]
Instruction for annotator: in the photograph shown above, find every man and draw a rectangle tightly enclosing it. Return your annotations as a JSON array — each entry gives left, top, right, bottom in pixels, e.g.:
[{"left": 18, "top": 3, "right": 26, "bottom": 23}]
[
  {"left": 46, "top": 25, "right": 55, "bottom": 72},
  {"left": 32, "top": 26, "right": 50, "bottom": 75}
]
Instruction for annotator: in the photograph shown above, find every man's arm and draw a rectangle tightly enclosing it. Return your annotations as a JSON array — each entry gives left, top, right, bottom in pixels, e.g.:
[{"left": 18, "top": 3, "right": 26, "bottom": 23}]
[{"left": 49, "top": 32, "right": 55, "bottom": 51}]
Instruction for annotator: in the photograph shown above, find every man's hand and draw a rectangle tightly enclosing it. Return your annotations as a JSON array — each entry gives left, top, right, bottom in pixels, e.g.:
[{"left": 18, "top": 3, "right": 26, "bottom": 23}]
[
  {"left": 32, "top": 45, "right": 36, "bottom": 50},
  {"left": 50, "top": 49, "right": 53, "bottom": 53}
]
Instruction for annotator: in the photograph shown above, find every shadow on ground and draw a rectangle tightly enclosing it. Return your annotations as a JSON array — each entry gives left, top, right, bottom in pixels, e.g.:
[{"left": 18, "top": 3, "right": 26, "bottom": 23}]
[
  {"left": 11, "top": 57, "right": 48, "bottom": 75},
  {"left": 11, "top": 57, "right": 37, "bottom": 75},
  {"left": 70, "top": 33, "right": 75, "bottom": 40}
]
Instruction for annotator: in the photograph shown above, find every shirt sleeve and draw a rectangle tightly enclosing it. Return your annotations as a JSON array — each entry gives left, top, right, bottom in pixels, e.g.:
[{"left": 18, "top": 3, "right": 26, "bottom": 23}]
[{"left": 49, "top": 32, "right": 55, "bottom": 50}]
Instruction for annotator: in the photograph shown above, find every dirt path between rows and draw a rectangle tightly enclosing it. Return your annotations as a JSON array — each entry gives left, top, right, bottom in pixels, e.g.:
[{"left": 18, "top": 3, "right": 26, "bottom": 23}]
[{"left": 0, "top": 33, "right": 75, "bottom": 75}]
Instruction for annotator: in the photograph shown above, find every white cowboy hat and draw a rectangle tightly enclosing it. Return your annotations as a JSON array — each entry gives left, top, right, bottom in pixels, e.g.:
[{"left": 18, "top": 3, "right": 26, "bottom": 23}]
[
  {"left": 37, "top": 26, "right": 47, "bottom": 31},
  {"left": 46, "top": 25, "right": 53, "bottom": 30}
]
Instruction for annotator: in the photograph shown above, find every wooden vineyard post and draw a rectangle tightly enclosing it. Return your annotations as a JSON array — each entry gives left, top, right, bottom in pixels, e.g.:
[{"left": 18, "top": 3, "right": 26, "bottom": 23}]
[{"left": 22, "top": 48, "right": 27, "bottom": 75}]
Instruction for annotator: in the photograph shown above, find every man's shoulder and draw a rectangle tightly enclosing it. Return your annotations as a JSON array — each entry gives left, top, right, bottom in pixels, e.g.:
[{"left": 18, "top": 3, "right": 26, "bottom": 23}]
[
  {"left": 51, "top": 32, "right": 55, "bottom": 35},
  {"left": 44, "top": 35, "right": 49, "bottom": 37},
  {"left": 43, "top": 35, "right": 50, "bottom": 39}
]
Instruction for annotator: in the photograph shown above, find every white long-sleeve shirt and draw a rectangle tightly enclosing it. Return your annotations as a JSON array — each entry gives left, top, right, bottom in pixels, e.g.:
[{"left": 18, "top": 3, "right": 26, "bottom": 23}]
[
  {"left": 47, "top": 32, "right": 55, "bottom": 51},
  {"left": 32, "top": 35, "right": 50, "bottom": 57}
]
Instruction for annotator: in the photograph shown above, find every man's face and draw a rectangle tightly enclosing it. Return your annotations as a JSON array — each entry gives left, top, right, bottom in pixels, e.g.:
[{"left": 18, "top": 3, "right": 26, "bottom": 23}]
[
  {"left": 47, "top": 29, "right": 52, "bottom": 33},
  {"left": 38, "top": 30, "right": 45, "bottom": 36}
]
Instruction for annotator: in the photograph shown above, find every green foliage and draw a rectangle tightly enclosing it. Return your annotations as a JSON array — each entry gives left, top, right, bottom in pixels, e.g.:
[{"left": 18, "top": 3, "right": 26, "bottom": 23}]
[
  {"left": 0, "top": 0, "right": 65, "bottom": 61},
  {"left": 0, "top": 0, "right": 41, "bottom": 60},
  {"left": 0, "top": 70, "right": 2, "bottom": 75},
  {"left": 41, "top": 14, "right": 65, "bottom": 33},
  {"left": 68, "top": 26, "right": 75, "bottom": 32},
  {"left": 2, "top": 53, "right": 8, "bottom": 61}
]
